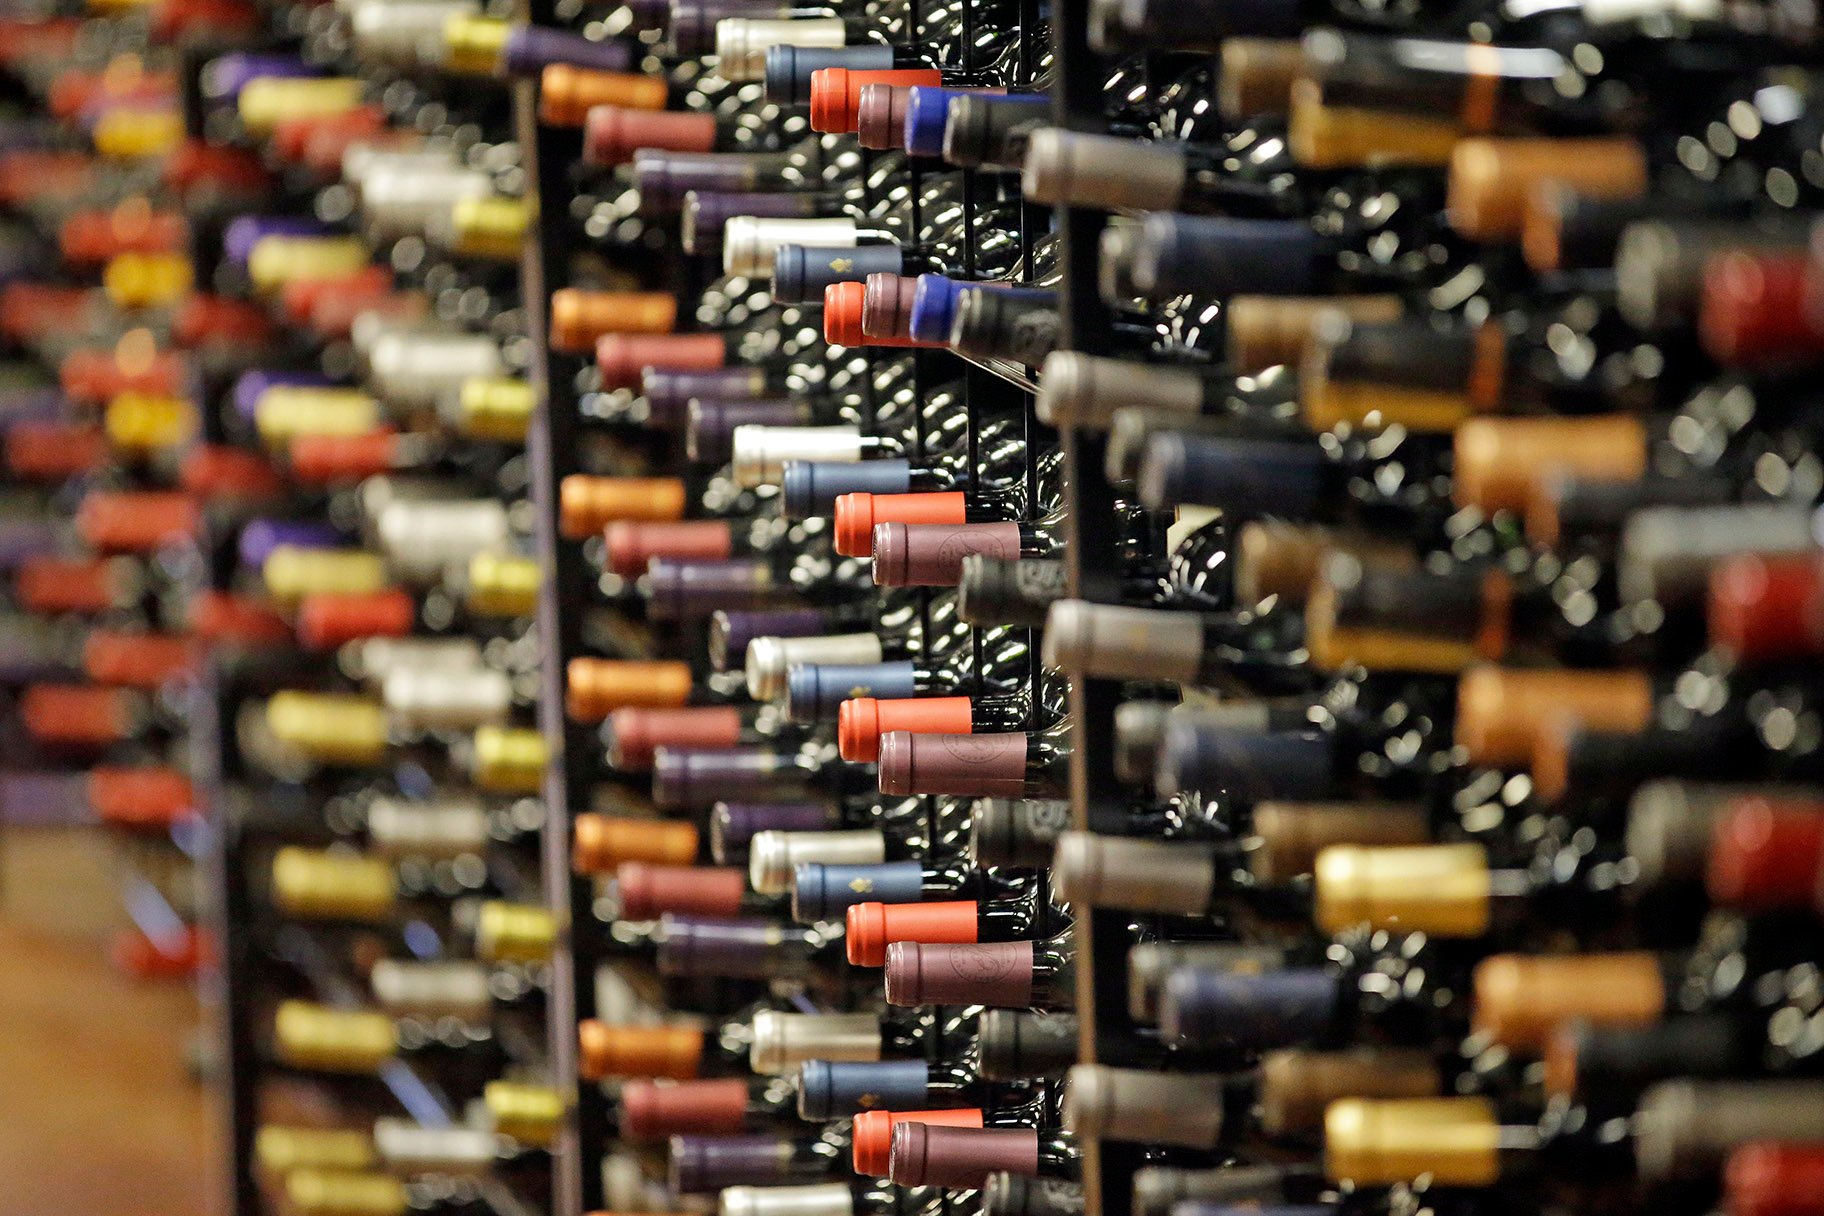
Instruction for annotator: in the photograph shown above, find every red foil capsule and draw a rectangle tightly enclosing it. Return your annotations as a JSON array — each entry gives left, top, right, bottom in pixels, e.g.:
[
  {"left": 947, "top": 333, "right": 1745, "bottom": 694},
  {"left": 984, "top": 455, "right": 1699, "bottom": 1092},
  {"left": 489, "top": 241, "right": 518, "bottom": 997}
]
[
  {"left": 1710, "top": 552, "right": 1824, "bottom": 664},
  {"left": 179, "top": 444, "right": 286, "bottom": 502},
  {"left": 19, "top": 684, "right": 143, "bottom": 747},
  {"left": 60, "top": 344, "right": 188, "bottom": 403},
  {"left": 295, "top": 588, "right": 416, "bottom": 649},
  {"left": 1726, "top": 1143, "right": 1824, "bottom": 1216},
  {"left": 279, "top": 265, "right": 392, "bottom": 327},
  {"left": 1700, "top": 251, "right": 1824, "bottom": 369},
  {"left": 172, "top": 295, "right": 273, "bottom": 349},
  {"left": 16, "top": 557, "right": 136, "bottom": 615},
  {"left": 188, "top": 590, "right": 292, "bottom": 644},
  {"left": 59, "top": 204, "right": 187, "bottom": 266},
  {"left": 162, "top": 140, "right": 272, "bottom": 199},
  {"left": 88, "top": 766, "right": 195, "bottom": 827},
  {"left": 4, "top": 421, "right": 106, "bottom": 480},
  {"left": 614, "top": 863, "right": 747, "bottom": 921},
  {"left": 82, "top": 630, "right": 200, "bottom": 688},
  {"left": 76, "top": 490, "right": 200, "bottom": 552},
  {"left": 110, "top": 925, "right": 213, "bottom": 979},
  {"left": 1707, "top": 796, "right": 1824, "bottom": 913},
  {"left": 289, "top": 430, "right": 403, "bottom": 484}
]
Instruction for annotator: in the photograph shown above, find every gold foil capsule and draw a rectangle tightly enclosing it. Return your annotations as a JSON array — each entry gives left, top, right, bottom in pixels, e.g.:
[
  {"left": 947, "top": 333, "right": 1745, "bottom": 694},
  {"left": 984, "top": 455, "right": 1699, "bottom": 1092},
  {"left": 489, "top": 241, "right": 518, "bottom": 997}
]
[
  {"left": 464, "top": 552, "right": 540, "bottom": 617},
  {"left": 1314, "top": 843, "right": 1494, "bottom": 937},
  {"left": 475, "top": 900, "right": 556, "bottom": 964},
  {"left": 92, "top": 107, "right": 182, "bottom": 158},
  {"left": 255, "top": 1126, "right": 377, "bottom": 1176},
  {"left": 449, "top": 197, "right": 530, "bottom": 261},
  {"left": 247, "top": 235, "right": 371, "bottom": 293},
  {"left": 273, "top": 1001, "right": 397, "bottom": 1074},
  {"left": 1324, "top": 1096, "right": 1502, "bottom": 1187},
  {"left": 103, "top": 252, "right": 193, "bottom": 308},
  {"left": 105, "top": 392, "right": 198, "bottom": 452},
  {"left": 284, "top": 1169, "right": 409, "bottom": 1216},
  {"left": 455, "top": 377, "right": 534, "bottom": 443},
  {"left": 270, "top": 846, "right": 397, "bottom": 920},
  {"left": 470, "top": 725, "right": 547, "bottom": 792},
  {"left": 443, "top": 14, "right": 512, "bottom": 73},
  {"left": 485, "top": 1081, "right": 565, "bottom": 1147},
  {"left": 254, "top": 386, "right": 382, "bottom": 446},
  {"left": 265, "top": 691, "right": 389, "bottom": 765},
  {"left": 237, "top": 77, "right": 366, "bottom": 136},
  {"left": 263, "top": 548, "right": 389, "bottom": 603}
]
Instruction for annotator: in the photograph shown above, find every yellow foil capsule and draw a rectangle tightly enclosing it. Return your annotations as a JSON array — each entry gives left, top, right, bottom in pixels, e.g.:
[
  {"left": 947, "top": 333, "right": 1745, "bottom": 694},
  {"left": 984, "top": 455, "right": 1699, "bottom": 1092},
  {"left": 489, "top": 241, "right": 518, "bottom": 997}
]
[
  {"left": 475, "top": 901, "right": 556, "bottom": 963},
  {"left": 255, "top": 1126, "right": 377, "bottom": 1176},
  {"left": 266, "top": 691, "right": 389, "bottom": 765},
  {"left": 246, "top": 235, "right": 371, "bottom": 293},
  {"left": 470, "top": 726, "right": 547, "bottom": 792},
  {"left": 285, "top": 1169, "right": 409, "bottom": 1216},
  {"left": 456, "top": 376, "right": 534, "bottom": 442},
  {"left": 273, "top": 1001, "right": 398, "bottom": 1074},
  {"left": 484, "top": 1081, "right": 564, "bottom": 1147},
  {"left": 92, "top": 107, "right": 182, "bottom": 158},
  {"left": 263, "top": 547, "right": 389, "bottom": 603},
  {"left": 105, "top": 392, "right": 197, "bottom": 452},
  {"left": 103, "top": 252, "right": 193, "bottom": 308},
  {"left": 237, "top": 77, "right": 366, "bottom": 136},
  {"left": 255, "top": 387, "right": 382, "bottom": 446},
  {"left": 270, "top": 846, "right": 397, "bottom": 920},
  {"left": 465, "top": 552, "right": 540, "bottom": 617},
  {"left": 443, "top": 15, "right": 513, "bottom": 74},
  {"left": 1314, "top": 843, "right": 1493, "bottom": 937},
  {"left": 1324, "top": 1097, "right": 1502, "bottom": 1187},
  {"left": 448, "top": 196, "right": 530, "bottom": 261}
]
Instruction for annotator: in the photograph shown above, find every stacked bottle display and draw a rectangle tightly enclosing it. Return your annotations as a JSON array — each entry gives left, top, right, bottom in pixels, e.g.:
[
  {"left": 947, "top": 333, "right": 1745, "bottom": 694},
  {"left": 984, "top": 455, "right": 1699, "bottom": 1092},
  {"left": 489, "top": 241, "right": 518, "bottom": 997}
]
[
  {"left": 529, "top": 2, "right": 1824, "bottom": 1216},
  {"left": 0, "top": 1, "right": 583, "bottom": 1211},
  {"left": 0, "top": 1, "right": 249, "bottom": 988}
]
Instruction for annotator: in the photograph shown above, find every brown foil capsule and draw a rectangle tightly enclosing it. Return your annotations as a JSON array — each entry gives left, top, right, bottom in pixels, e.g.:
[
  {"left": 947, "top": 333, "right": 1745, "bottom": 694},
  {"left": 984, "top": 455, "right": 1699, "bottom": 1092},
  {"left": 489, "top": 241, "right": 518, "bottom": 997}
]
[
  {"left": 1287, "top": 80, "right": 1463, "bottom": 170},
  {"left": 1257, "top": 1049, "right": 1442, "bottom": 1137},
  {"left": 619, "top": 1078, "right": 750, "bottom": 1138},
  {"left": 877, "top": 731, "right": 1031, "bottom": 798},
  {"left": 1470, "top": 951, "right": 1666, "bottom": 1051},
  {"left": 565, "top": 658, "right": 694, "bottom": 720},
  {"left": 558, "top": 475, "right": 689, "bottom": 538},
  {"left": 1217, "top": 39, "right": 1306, "bottom": 124},
  {"left": 615, "top": 863, "right": 746, "bottom": 920},
  {"left": 1453, "top": 666, "right": 1653, "bottom": 768},
  {"left": 1225, "top": 294, "right": 1402, "bottom": 374},
  {"left": 1451, "top": 414, "right": 1648, "bottom": 516},
  {"left": 1446, "top": 137, "right": 1648, "bottom": 242},
  {"left": 584, "top": 106, "right": 717, "bottom": 167},
  {"left": 1249, "top": 801, "right": 1432, "bottom": 883},
  {"left": 549, "top": 289, "right": 678, "bottom": 353}
]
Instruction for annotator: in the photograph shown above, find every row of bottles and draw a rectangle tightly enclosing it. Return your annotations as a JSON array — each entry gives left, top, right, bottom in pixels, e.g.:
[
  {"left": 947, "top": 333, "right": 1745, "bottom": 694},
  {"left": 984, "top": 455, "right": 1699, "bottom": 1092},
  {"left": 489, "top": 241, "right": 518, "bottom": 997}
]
[
  {"left": 512, "top": 0, "right": 1824, "bottom": 1215},
  {"left": 1, "top": 0, "right": 582, "bottom": 1211}
]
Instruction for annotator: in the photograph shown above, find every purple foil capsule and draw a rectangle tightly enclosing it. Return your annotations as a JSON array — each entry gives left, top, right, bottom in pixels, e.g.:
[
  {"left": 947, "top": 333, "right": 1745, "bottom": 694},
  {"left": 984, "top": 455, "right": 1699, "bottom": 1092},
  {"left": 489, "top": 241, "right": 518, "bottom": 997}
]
[
  {"left": 237, "top": 518, "right": 343, "bottom": 572},
  {"left": 643, "top": 557, "right": 777, "bottom": 620},
  {"left": 221, "top": 216, "right": 328, "bottom": 267},
  {"left": 503, "top": 26, "right": 632, "bottom": 76},
  {"left": 652, "top": 747, "right": 798, "bottom": 809},
  {"left": 710, "top": 801, "right": 835, "bottom": 861},
  {"left": 0, "top": 770, "right": 92, "bottom": 827},
  {"left": 657, "top": 915, "right": 795, "bottom": 980},
  {"left": 668, "top": 1134, "right": 801, "bottom": 1192},
  {"left": 231, "top": 369, "right": 334, "bottom": 420},
  {"left": 709, "top": 608, "right": 829, "bottom": 671},
  {"left": 632, "top": 151, "right": 778, "bottom": 212},
  {"left": 668, "top": 0, "right": 790, "bottom": 54},
  {"left": 201, "top": 54, "right": 317, "bottom": 101},
  {"left": 687, "top": 399, "right": 812, "bottom": 463},
  {"left": 682, "top": 190, "right": 818, "bottom": 256},
  {"left": 0, "top": 519, "right": 60, "bottom": 567},
  {"left": 643, "top": 366, "right": 781, "bottom": 429}
]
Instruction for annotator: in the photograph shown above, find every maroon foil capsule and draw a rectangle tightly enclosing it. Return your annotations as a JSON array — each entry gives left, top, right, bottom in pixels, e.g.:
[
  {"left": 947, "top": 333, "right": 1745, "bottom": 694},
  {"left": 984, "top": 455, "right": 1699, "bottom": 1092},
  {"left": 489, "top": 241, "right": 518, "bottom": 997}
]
[
  {"left": 878, "top": 731, "right": 1031, "bottom": 797},
  {"left": 885, "top": 940, "right": 1036, "bottom": 1008},
  {"left": 855, "top": 83, "right": 916, "bottom": 151},
  {"left": 873, "top": 521, "right": 1023, "bottom": 587},
  {"left": 861, "top": 272, "right": 923, "bottom": 341},
  {"left": 669, "top": 1133, "right": 797, "bottom": 1191},
  {"left": 652, "top": 747, "right": 795, "bottom": 809},
  {"left": 888, "top": 1122, "right": 1041, "bottom": 1188}
]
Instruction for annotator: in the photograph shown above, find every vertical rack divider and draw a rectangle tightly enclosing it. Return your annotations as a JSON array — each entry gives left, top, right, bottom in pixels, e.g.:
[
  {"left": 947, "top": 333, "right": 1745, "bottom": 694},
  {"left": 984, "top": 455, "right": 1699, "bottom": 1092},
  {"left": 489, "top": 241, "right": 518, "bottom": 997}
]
[
  {"left": 510, "top": 26, "right": 601, "bottom": 1213},
  {"left": 1051, "top": 5, "right": 1143, "bottom": 1216},
  {"left": 196, "top": 667, "right": 261, "bottom": 1216}
]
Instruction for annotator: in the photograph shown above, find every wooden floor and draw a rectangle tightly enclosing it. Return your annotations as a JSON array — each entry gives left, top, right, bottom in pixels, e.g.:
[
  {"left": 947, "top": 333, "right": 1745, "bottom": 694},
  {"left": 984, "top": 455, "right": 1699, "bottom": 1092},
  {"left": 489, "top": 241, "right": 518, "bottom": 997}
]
[{"left": 0, "top": 830, "right": 210, "bottom": 1216}]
